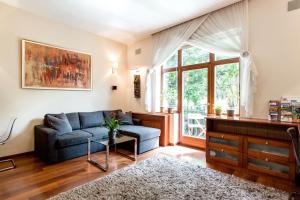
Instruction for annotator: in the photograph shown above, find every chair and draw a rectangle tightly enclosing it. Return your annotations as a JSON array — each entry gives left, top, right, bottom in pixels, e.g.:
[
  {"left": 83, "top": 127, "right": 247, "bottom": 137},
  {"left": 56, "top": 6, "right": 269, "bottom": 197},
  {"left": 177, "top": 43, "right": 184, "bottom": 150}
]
[
  {"left": 0, "top": 117, "right": 17, "bottom": 172},
  {"left": 187, "top": 113, "right": 205, "bottom": 137},
  {"left": 287, "top": 127, "right": 300, "bottom": 200}
]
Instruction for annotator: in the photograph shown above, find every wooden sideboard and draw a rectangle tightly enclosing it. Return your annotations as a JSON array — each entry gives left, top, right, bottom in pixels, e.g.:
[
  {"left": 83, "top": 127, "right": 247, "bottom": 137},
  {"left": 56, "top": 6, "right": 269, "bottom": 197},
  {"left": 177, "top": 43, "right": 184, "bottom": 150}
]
[
  {"left": 206, "top": 115, "right": 299, "bottom": 181},
  {"left": 132, "top": 112, "right": 170, "bottom": 146}
]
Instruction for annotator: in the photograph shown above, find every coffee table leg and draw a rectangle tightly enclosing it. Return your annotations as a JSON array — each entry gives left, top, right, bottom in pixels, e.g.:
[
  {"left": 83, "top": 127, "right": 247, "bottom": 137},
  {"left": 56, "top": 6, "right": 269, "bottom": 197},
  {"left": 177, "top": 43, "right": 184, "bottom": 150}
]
[
  {"left": 87, "top": 138, "right": 91, "bottom": 161},
  {"left": 115, "top": 140, "right": 137, "bottom": 161},
  {"left": 87, "top": 139, "right": 109, "bottom": 172},
  {"left": 134, "top": 138, "right": 137, "bottom": 161},
  {"left": 105, "top": 144, "right": 109, "bottom": 169}
]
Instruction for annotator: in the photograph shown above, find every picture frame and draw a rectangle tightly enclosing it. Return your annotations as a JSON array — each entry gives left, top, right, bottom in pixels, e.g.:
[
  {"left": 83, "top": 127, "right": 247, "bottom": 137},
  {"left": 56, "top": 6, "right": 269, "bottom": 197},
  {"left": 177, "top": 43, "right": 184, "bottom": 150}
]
[{"left": 22, "top": 40, "right": 92, "bottom": 90}]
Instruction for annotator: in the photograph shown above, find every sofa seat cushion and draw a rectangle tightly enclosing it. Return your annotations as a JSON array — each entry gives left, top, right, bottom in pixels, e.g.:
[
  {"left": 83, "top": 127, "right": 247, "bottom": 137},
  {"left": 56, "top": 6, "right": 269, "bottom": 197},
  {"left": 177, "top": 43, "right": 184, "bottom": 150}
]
[
  {"left": 56, "top": 130, "right": 92, "bottom": 148},
  {"left": 82, "top": 127, "right": 109, "bottom": 140},
  {"left": 118, "top": 125, "right": 160, "bottom": 142}
]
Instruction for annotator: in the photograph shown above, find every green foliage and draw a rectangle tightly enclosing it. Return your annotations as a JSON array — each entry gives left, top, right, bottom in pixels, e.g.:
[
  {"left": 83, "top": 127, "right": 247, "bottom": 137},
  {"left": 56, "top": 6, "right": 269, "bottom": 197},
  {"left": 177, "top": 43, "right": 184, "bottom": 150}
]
[
  {"left": 183, "top": 69, "right": 208, "bottom": 110},
  {"left": 182, "top": 47, "right": 209, "bottom": 66},
  {"left": 215, "top": 106, "right": 222, "bottom": 112},
  {"left": 105, "top": 117, "right": 119, "bottom": 131},
  {"left": 215, "top": 63, "right": 239, "bottom": 108},
  {"left": 215, "top": 54, "right": 235, "bottom": 61},
  {"left": 163, "top": 72, "right": 177, "bottom": 107}
]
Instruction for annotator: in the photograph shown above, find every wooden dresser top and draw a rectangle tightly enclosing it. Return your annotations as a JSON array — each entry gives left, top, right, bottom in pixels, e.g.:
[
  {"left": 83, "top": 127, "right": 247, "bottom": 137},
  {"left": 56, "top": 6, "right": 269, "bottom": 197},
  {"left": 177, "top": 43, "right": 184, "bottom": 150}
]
[{"left": 206, "top": 115, "right": 299, "bottom": 127}]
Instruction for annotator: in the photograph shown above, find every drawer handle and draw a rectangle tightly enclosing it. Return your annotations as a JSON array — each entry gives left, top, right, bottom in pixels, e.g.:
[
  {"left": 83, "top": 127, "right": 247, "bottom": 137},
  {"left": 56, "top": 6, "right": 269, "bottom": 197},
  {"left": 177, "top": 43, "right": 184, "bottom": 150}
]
[
  {"left": 265, "top": 158, "right": 269, "bottom": 162},
  {"left": 265, "top": 141, "right": 269, "bottom": 145},
  {"left": 221, "top": 149, "right": 224, "bottom": 152},
  {"left": 221, "top": 135, "right": 224, "bottom": 139}
]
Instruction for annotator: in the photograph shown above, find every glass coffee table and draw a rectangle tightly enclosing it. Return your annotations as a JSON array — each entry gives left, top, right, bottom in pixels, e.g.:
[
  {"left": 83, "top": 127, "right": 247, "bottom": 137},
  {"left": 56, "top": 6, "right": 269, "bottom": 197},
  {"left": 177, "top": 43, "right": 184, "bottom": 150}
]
[{"left": 87, "top": 133, "right": 137, "bottom": 172}]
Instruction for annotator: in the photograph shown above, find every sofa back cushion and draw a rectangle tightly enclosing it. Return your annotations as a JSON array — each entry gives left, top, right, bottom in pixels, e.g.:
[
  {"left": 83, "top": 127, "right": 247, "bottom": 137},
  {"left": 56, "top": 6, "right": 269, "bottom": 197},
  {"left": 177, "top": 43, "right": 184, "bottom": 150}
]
[
  {"left": 103, "top": 109, "right": 122, "bottom": 122},
  {"left": 117, "top": 111, "right": 134, "bottom": 125},
  {"left": 79, "top": 111, "right": 105, "bottom": 128},
  {"left": 44, "top": 113, "right": 65, "bottom": 127},
  {"left": 45, "top": 113, "right": 72, "bottom": 135},
  {"left": 66, "top": 112, "right": 80, "bottom": 130}
]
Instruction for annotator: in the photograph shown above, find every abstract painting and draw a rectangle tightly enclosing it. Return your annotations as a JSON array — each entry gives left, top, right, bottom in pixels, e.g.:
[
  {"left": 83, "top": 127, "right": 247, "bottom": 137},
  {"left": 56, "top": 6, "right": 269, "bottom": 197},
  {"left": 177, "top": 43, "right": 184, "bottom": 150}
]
[{"left": 22, "top": 40, "right": 92, "bottom": 90}]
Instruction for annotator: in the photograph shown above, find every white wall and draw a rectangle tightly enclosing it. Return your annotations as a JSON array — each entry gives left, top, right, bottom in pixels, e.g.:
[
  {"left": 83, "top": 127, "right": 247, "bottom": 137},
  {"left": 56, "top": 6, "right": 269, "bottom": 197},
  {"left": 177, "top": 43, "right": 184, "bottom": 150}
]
[
  {"left": 0, "top": 3, "right": 128, "bottom": 157},
  {"left": 127, "top": 0, "right": 300, "bottom": 119},
  {"left": 249, "top": 0, "right": 300, "bottom": 118},
  {"left": 126, "top": 37, "right": 153, "bottom": 112}
]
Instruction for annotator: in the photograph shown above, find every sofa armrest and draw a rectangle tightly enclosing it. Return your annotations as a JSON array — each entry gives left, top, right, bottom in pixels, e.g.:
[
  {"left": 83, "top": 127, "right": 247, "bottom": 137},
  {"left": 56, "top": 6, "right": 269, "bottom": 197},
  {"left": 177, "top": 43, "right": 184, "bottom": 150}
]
[
  {"left": 133, "top": 118, "right": 142, "bottom": 126},
  {"left": 34, "top": 125, "right": 58, "bottom": 163}
]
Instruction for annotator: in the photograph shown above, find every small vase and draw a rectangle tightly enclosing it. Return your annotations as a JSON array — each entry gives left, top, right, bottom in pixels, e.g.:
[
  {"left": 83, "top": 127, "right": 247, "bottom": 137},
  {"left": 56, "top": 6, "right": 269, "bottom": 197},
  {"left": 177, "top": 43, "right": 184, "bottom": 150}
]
[
  {"left": 227, "top": 109, "right": 235, "bottom": 117},
  {"left": 167, "top": 107, "right": 173, "bottom": 114},
  {"left": 160, "top": 107, "right": 164, "bottom": 113},
  {"left": 108, "top": 130, "right": 117, "bottom": 145}
]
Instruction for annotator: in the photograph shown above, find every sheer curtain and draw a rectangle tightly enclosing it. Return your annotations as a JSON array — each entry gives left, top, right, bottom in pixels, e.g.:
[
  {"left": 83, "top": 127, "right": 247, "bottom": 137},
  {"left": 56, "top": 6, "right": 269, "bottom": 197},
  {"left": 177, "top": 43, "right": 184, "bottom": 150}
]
[
  {"left": 187, "top": 0, "right": 257, "bottom": 117},
  {"left": 145, "top": 15, "right": 208, "bottom": 112},
  {"left": 146, "top": 0, "right": 257, "bottom": 117}
]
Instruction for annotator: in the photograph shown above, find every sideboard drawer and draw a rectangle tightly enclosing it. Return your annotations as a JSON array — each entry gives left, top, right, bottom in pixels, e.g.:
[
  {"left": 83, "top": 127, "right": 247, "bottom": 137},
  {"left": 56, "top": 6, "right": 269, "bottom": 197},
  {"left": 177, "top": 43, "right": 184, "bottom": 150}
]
[
  {"left": 245, "top": 137, "right": 292, "bottom": 162},
  {"left": 207, "top": 132, "right": 242, "bottom": 152},
  {"left": 245, "top": 155, "right": 295, "bottom": 180},
  {"left": 207, "top": 146, "right": 242, "bottom": 167}
]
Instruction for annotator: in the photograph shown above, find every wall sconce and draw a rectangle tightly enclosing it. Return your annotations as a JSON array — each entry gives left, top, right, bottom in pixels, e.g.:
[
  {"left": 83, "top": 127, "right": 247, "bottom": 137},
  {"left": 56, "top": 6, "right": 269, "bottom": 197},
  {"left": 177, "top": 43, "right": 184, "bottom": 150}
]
[
  {"left": 112, "top": 61, "right": 118, "bottom": 74},
  {"left": 112, "top": 85, "right": 117, "bottom": 90}
]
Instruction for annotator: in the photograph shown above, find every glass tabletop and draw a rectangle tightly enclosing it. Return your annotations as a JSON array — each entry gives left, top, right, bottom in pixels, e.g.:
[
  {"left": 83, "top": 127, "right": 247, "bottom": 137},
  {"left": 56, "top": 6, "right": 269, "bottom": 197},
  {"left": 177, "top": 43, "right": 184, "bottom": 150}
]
[{"left": 90, "top": 134, "right": 135, "bottom": 146}]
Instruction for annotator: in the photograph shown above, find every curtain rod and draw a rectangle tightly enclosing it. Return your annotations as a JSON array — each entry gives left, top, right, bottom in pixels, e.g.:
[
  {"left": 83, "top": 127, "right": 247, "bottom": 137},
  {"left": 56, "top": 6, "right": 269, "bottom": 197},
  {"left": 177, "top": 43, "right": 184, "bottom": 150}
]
[{"left": 151, "top": 0, "right": 244, "bottom": 36}]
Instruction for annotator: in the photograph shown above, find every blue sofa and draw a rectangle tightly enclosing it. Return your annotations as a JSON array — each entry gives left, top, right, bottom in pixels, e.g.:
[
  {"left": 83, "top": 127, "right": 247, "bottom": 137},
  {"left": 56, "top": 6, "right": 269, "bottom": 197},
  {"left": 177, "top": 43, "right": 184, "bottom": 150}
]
[{"left": 34, "top": 110, "right": 160, "bottom": 163}]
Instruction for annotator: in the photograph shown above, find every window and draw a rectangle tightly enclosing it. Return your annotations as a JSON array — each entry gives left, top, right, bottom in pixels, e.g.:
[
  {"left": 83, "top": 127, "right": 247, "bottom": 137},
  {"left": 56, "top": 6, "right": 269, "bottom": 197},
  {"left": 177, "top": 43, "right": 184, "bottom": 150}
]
[
  {"left": 215, "top": 63, "right": 240, "bottom": 113},
  {"left": 162, "top": 71, "right": 178, "bottom": 108},
  {"left": 182, "top": 46, "right": 209, "bottom": 66},
  {"left": 161, "top": 46, "right": 240, "bottom": 145},
  {"left": 164, "top": 51, "right": 178, "bottom": 69},
  {"left": 215, "top": 54, "right": 237, "bottom": 61}
]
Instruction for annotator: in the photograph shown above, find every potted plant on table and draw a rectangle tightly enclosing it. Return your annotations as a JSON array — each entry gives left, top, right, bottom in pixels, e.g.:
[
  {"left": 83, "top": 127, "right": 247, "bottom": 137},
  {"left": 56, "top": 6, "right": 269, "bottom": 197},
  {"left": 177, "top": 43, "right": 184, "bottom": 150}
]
[
  {"left": 105, "top": 117, "right": 120, "bottom": 145},
  {"left": 215, "top": 106, "right": 222, "bottom": 116}
]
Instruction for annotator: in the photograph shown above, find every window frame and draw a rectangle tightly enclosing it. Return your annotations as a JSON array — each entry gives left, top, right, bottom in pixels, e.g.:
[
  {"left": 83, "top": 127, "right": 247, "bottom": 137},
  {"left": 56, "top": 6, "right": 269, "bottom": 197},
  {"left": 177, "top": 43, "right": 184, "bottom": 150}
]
[
  {"left": 161, "top": 48, "right": 240, "bottom": 115},
  {"left": 161, "top": 48, "right": 240, "bottom": 148}
]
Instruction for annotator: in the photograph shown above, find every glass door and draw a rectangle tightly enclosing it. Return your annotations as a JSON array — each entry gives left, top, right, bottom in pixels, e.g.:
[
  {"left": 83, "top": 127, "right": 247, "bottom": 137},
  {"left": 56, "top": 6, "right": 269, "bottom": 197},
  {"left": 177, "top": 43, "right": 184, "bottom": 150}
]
[
  {"left": 182, "top": 68, "right": 208, "bottom": 141},
  {"left": 161, "top": 46, "right": 240, "bottom": 149}
]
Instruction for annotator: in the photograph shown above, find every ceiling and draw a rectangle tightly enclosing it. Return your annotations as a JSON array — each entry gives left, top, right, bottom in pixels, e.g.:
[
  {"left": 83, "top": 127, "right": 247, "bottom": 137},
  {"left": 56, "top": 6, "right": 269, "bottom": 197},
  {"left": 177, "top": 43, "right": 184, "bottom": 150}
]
[{"left": 0, "top": 0, "right": 241, "bottom": 45}]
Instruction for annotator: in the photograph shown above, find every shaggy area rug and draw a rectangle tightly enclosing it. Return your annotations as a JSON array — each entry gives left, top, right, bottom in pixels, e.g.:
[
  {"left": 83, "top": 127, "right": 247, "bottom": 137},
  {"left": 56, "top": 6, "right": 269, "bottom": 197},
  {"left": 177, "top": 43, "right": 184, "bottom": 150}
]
[{"left": 49, "top": 154, "right": 288, "bottom": 200}]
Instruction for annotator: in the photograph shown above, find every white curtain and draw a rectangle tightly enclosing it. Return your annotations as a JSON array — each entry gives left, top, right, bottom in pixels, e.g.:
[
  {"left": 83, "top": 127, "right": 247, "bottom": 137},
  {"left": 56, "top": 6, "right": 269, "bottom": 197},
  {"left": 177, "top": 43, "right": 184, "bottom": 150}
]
[
  {"left": 145, "top": 15, "right": 208, "bottom": 112},
  {"left": 188, "top": 0, "right": 257, "bottom": 117},
  {"left": 145, "top": 0, "right": 257, "bottom": 117},
  {"left": 145, "top": 67, "right": 161, "bottom": 112}
]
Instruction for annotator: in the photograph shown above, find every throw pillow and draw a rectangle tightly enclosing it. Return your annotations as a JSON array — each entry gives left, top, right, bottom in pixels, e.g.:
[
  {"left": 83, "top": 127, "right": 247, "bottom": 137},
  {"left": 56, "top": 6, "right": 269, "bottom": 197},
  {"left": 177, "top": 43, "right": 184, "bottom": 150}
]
[
  {"left": 103, "top": 110, "right": 122, "bottom": 122},
  {"left": 46, "top": 113, "right": 72, "bottom": 134},
  {"left": 117, "top": 111, "right": 134, "bottom": 125}
]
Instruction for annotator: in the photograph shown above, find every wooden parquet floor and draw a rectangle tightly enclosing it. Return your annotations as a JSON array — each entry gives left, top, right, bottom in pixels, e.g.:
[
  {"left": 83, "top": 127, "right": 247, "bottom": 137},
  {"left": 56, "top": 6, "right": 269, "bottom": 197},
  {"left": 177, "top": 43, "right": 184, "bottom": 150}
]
[{"left": 0, "top": 146, "right": 298, "bottom": 200}]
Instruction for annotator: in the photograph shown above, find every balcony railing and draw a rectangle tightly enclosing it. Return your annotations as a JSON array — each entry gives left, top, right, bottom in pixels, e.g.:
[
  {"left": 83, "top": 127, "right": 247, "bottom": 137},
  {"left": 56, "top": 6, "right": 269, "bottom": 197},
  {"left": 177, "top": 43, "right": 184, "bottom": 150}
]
[{"left": 182, "top": 104, "right": 207, "bottom": 138}]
